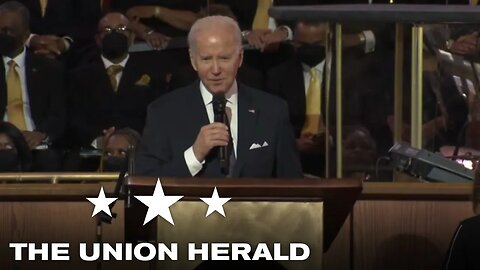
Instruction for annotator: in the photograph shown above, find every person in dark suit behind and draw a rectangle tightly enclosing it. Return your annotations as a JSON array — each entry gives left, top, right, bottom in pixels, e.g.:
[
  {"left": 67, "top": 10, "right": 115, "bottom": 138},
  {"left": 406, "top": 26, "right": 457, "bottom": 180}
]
[
  {"left": 0, "top": 1, "right": 65, "bottom": 171},
  {"left": 135, "top": 15, "right": 302, "bottom": 178},
  {"left": 266, "top": 21, "right": 382, "bottom": 176},
  {"left": 68, "top": 12, "right": 168, "bottom": 152}
]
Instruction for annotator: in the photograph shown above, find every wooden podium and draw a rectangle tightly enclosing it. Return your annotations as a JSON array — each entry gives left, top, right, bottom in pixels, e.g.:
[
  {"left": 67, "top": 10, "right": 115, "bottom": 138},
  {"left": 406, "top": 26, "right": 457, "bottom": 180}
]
[{"left": 126, "top": 177, "right": 362, "bottom": 270}]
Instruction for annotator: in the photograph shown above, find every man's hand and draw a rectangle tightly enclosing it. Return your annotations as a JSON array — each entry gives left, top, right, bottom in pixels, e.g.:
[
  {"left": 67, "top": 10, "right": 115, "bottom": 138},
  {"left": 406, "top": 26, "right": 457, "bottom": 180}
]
[
  {"left": 192, "top": 123, "right": 229, "bottom": 162},
  {"left": 245, "top": 29, "right": 271, "bottom": 51},
  {"left": 144, "top": 31, "right": 170, "bottom": 50},
  {"left": 22, "top": 131, "right": 46, "bottom": 149},
  {"left": 296, "top": 133, "right": 324, "bottom": 155},
  {"left": 127, "top": 6, "right": 158, "bottom": 20},
  {"left": 449, "top": 32, "right": 478, "bottom": 55},
  {"left": 29, "top": 35, "right": 67, "bottom": 58}
]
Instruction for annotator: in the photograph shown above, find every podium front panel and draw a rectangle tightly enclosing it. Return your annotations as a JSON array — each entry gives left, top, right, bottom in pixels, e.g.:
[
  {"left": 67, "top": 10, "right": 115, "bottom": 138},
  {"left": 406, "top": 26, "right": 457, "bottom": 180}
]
[{"left": 157, "top": 200, "right": 323, "bottom": 270}]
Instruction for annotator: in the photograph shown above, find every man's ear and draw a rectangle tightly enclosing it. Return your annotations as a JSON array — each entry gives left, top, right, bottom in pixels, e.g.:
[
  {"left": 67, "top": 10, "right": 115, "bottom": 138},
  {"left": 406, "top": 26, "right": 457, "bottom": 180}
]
[{"left": 189, "top": 49, "right": 198, "bottom": 71}]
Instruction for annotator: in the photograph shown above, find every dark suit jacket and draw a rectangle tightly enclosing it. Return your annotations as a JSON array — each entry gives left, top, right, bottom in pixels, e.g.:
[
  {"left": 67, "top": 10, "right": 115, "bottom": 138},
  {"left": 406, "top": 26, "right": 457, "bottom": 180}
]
[
  {"left": 0, "top": 50, "right": 66, "bottom": 142},
  {"left": 442, "top": 215, "right": 480, "bottom": 270},
  {"left": 135, "top": 81, "right": 303, "bottom": 178},
  {"left": 68, "top": 52, "right": 168, "bottom": 147}
]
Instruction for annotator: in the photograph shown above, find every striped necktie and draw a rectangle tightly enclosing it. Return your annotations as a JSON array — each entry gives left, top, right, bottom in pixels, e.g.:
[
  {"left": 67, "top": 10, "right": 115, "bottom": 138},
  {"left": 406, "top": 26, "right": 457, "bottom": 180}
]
[
  {"left": 106, "top": 65, "right": 123, "bottom": 92},
  {"left": 302, "top": 67, "right": 325, "bottom": 135}
]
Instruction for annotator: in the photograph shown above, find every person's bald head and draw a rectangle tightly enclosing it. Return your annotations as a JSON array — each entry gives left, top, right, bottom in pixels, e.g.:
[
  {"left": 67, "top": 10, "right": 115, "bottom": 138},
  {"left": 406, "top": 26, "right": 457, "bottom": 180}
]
[
  {"left": 294, "top": 21, "right": 328, "bottom": 46},
  {"left": 97, "top": 12, "right": 129, "bottom": 33}
]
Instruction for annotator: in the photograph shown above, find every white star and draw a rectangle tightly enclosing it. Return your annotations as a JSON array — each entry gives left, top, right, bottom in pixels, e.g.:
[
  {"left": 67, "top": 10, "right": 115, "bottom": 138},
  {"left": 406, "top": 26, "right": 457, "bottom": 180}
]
[
  {"left": 87, "top": 187, "right": 117, "bottom": 217},
  {"left": 134, "top": 179, "right": 183, "bottom": 225},
  {"left": 200, "top": 187, "right": 231, "bottom": 217}
]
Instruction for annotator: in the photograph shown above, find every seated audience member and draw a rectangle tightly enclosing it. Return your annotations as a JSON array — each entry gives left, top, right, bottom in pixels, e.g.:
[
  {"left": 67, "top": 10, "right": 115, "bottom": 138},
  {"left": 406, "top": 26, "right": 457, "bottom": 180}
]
[
  {"left": 267, "top": 21, "right": 367, "bottom": 176},
  {"left": 0, "top": 121, "right": 32, "bottom": 172},
  {"left": 135, "top": 15, "right": 302, "bottom": 178},
  {"left": 68, "top": 12, "right": 168, "bottom": 150},
  {"left": 100, "top": 128, "right": 140, "bottom": 172},
  {"left": 217, "top": 0, "right": 377, "bottom": 77},
  {"left": 0, "top": 1, "right": 66, "bottom": 171},
  {"left": 342, "top": 125, "right": 378, "bottom": 179},
  {"left": 4, "top": 0, "right": 106, "bottom": 67},
  {"left": 442, "top": 168, "right": 480, "bottom": 270},
  {"left": 111, "top": 0, "right": 205, "bottom": 50}
]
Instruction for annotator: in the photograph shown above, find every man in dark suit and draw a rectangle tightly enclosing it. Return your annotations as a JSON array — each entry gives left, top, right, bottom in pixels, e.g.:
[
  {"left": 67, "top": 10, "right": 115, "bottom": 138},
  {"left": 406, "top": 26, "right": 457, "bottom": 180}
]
[
  {"left": 266, "top": 21, "right": 389, "bottom": 176},
  {"left": 135, "top": 15, "right": 302, "bottom": 178},
  {"left": 0, "top": 1, "right": 65, "bottom": 170},
  {"left": 0, "top": 0, "right": 108, "bottom": 67},
  {"left": 69, "top": 12, "right": 168, "bottom": 150}
]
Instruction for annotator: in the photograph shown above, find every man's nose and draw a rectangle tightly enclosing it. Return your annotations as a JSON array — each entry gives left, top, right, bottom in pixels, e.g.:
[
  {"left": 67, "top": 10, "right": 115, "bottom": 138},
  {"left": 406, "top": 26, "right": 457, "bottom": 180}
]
[{"left": 211, "top": 60, "right": 221, "bottom": 75}]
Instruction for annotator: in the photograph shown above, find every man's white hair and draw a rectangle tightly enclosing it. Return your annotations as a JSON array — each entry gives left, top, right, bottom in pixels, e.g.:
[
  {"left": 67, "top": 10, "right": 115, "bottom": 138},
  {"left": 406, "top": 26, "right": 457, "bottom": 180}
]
[{"left": 188, "top": 15, "right": 242, "bottom": 52}]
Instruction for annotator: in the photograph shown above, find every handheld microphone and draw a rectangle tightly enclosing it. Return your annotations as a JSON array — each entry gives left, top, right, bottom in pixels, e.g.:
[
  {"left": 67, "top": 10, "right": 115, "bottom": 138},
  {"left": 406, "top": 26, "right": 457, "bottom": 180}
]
[{"left": 212, "top": 94, "right": 229, "bottom": 174}]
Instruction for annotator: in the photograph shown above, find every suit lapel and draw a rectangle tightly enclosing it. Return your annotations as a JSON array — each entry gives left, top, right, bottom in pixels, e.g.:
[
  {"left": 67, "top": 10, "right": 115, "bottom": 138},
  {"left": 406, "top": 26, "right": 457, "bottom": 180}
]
[{"left": 232, "top": 84, "right": 258, "bottom": 177}]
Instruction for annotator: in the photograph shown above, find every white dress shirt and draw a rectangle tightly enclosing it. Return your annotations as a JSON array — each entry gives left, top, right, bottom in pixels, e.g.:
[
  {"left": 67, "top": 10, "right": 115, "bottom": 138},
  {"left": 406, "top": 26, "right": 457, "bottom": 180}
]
[
  {"left": 101, "top": 54, "right": 129, "bottom": 86},
  {"left": 184, "top": 81, "right": 239, "bottom": 176},
  {"left": 2, "top": 47, "right": 35, "bottom": 131}
]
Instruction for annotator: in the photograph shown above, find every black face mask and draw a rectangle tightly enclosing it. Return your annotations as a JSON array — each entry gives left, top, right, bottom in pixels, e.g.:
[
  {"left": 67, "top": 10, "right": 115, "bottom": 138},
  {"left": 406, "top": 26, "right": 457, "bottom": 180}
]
[
  {"left": 101, "top": 32, "right": 129, "bottom": 60},
  {"left": 0, "top": 33, "right": 20, "bottom": 56},
  {"left": 103, "top": 156, "right": 128, "bottom": 172},
  {"left": 297, "top": 44, "right": 326, "bottom": 67},
  {"left": 0, "top": 149, "right": 19, "bottom": 172}
]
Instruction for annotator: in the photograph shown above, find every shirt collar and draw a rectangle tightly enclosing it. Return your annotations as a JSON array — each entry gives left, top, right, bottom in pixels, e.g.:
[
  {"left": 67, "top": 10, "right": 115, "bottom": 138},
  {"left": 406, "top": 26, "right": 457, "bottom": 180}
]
[
  {"left": 200, "top": 80, "right": 238, "bottom": 106},
  {"left": 302, "top": 60, "right": 325, "bottom": 73},
  {"left": 2, "top": 46, "right": 26, "bottom": 69},
  {"left": 101, "top": 54, "right": 129, "bottom": 69}
]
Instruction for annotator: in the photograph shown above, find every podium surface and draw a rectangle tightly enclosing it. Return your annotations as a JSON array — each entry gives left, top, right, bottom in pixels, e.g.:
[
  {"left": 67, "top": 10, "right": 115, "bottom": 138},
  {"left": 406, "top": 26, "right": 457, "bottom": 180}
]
[{"left": 126, "top": 178, "right": 362, "bottom": 269}]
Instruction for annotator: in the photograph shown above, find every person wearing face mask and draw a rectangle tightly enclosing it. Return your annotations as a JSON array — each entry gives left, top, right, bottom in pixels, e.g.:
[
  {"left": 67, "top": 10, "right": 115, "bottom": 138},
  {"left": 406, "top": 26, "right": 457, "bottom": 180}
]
[
  {"left": 0, "top": 121, "right": 32, "bottom": 172},
  {"left": 100, "top": 128, "right": 140, "bottom": 172},
  {"left": 266, "top": 21, "right": 367, "bottom": 176},
  {"left": 0, "top": 1, "right": 66, "bottom": 171},
  {"left": 68, "top": 12, "right": 169, "bottom": 158}
]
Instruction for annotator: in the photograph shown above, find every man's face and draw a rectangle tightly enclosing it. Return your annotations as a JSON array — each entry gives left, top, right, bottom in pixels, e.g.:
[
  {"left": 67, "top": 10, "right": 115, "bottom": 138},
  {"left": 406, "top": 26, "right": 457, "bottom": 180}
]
[
  {"left": 0, "top": 11, "right": 29, "bottom": 57},
  {"left": 104, "top": 134, "right": 129, "bottom": 158},
  {"left": 293, "top": 23, "right": 328, "bottom": 67},
  {"left": 95, "top": 13, "right": 133, "bottom": 48},
  {"left": 189, "top": 28, "right": 243, "bottom": 94}
]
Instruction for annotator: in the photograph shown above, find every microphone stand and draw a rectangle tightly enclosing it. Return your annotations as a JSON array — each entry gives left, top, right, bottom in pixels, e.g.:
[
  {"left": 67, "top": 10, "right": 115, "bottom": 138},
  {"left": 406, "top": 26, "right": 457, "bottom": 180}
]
[{"left": 95, "top": 145, "right": 134, "bottom": 270}]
